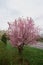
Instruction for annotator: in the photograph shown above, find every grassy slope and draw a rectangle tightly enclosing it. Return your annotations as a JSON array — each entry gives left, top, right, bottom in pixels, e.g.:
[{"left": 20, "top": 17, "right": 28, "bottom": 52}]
[
  {"left": 0, "top": 40, "right": 43, "bottom": 65},
  {"left": 23, "top": 46, "right": 43, "bottom": 65}
]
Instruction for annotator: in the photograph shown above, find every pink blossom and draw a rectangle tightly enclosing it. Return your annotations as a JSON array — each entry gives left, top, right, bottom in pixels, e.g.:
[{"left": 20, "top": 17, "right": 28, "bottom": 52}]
[{"left": 7, "top": 17, "right": 39, "bottom": 47}]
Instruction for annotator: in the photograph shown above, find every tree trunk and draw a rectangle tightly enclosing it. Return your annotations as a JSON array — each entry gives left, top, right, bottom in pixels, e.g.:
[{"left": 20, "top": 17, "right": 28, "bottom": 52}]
[
  {"left": 17, "top": 43, "right": 24, "bottom": 65},
  {"left": 18, "top": 46, "right": 23, "bottom": 54}
]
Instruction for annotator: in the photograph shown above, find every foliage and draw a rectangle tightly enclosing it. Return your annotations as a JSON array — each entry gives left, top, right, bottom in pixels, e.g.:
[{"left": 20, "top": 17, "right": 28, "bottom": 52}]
[
  {"left": 37, "top": 37, "right": 43, "bottom": 42},
  {"left": 1, "top": 33, "right": 8, "bottom": 45}
]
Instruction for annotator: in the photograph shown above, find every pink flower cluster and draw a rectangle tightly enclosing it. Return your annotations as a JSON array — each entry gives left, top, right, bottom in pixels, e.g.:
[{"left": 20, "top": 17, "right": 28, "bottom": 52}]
[{"left": 7, "top": 17, "right": 39, "bottom": 47}]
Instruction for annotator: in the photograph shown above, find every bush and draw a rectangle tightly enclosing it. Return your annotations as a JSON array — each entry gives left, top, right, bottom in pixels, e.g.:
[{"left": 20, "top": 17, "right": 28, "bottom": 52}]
[{"left": 1, "top": 33, "right": 8, "bottom": 45}]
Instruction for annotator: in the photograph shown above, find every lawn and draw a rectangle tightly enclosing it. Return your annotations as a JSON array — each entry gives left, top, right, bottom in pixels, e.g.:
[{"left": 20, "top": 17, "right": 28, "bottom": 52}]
[{"left": 0, "top": 40, "right": 43, "bottom": 65}]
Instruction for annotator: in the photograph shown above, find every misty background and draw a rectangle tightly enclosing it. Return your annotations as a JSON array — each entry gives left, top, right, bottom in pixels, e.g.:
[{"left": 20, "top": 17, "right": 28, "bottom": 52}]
[{"left": 0, "top": 0, "right": 43, "bottom": 34}]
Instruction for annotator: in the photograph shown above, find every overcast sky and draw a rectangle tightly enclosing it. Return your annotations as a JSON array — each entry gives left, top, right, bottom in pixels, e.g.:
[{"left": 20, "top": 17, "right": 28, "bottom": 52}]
[{"left": 0, "top": 0, "right": 43, "bottom": 31}]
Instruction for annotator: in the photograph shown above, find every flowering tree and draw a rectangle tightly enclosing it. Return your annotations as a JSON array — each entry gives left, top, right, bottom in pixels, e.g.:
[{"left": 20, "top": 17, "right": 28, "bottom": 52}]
[{"left": 7, "top": 17, "right": 39, "bottom": 54}]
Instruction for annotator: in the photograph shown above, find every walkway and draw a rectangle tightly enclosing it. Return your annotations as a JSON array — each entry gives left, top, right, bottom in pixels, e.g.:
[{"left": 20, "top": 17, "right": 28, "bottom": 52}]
[{"left": 30, "top": 42, "right": 43, "bottom": 49}]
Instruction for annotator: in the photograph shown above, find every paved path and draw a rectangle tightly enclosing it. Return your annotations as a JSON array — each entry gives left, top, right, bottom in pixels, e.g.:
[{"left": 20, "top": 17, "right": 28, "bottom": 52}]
[{"left": 29, "top": 42, "right": 43, "bottom": 49}]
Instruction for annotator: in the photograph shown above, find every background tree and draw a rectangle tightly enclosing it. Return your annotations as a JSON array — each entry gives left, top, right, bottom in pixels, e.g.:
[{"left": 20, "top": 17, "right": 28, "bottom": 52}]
[
  {"left": 1, "top": 32, "right": 10, "bottom": 45},
  {"left": 1, "top": 33, "right": 7, "bottom": 45}
]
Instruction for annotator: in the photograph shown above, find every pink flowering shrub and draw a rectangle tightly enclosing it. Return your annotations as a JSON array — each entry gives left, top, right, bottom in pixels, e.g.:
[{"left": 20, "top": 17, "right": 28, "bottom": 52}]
[{"left": 7, "top": 17, "right": 39, "bottom": 53}]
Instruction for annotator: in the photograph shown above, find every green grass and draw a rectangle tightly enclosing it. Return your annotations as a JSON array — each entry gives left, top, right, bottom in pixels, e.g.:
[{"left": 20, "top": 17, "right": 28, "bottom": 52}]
[
  {"left": 0, "top": 40, "right": 43, "bottom": 65},
  {"left": 23, "top": 46, "right": 43, "bottom": 65}
]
